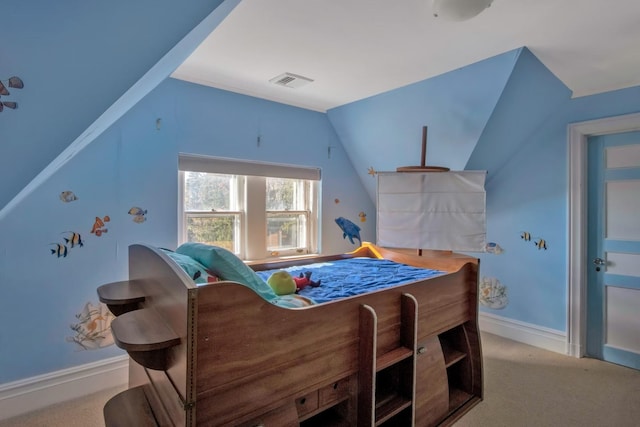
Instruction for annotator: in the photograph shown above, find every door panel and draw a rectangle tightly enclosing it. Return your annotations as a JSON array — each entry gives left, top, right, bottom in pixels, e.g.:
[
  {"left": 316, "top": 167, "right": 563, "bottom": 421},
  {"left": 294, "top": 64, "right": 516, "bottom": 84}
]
[
  {"left": 606, "top": 252, "right": 640, "bottom": 276},
  {"left": 606, "top": 180, "right": 640, "bottom": 239},
  {"left": 587, "top": 131, "right": 640, "bottom": 370},
  {"left": 605, "top": 286, "right": 640, "bottom": 353},
  {"left": 606, "top": 143, "right": 640, "bottom": 168}
]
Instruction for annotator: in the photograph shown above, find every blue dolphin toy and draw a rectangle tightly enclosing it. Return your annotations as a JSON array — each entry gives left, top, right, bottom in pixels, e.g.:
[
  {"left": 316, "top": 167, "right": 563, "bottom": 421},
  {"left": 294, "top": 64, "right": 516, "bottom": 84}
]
[{"left": 335, "top": 217, "right": 362, "bottom": 245}]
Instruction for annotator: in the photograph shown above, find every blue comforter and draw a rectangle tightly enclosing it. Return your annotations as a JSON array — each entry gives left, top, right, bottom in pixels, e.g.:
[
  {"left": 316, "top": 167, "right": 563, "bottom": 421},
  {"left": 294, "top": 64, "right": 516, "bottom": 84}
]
[{"left": 255, "top": 257, "right": 444, "bottom": 304}]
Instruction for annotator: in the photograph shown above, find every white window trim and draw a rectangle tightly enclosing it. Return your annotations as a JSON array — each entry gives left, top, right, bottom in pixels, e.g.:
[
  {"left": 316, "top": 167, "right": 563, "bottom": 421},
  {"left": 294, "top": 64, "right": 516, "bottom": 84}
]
[
  {"left": 179, "top": 153, "right": 321, "bottom": 180},
  {"left": 178, "top": 154, "right": 320, "bottom": 261}
]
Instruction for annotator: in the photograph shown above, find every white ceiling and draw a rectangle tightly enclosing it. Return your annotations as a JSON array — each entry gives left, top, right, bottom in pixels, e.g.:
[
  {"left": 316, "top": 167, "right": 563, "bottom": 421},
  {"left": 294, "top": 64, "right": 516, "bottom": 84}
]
[{"left": 172, "top": 0, "right": 640, "bottom": 112}]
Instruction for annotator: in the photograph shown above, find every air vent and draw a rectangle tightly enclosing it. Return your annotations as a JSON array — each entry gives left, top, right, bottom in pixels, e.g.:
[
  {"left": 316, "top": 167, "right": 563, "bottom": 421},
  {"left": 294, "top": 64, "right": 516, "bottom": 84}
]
[{"left": 269, "top": 72, "right": 314, "bottom": 89}]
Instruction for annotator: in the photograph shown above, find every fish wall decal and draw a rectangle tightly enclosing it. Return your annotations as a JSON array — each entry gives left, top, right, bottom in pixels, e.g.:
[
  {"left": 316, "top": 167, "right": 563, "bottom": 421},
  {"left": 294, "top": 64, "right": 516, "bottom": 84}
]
[{"left": 335, "top": 216, "right": 362, "bottom": 245}]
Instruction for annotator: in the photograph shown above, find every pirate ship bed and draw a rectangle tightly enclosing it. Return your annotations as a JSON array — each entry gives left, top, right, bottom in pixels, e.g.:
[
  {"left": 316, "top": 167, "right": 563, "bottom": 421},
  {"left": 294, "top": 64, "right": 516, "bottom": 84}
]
[{"left": 98, "top": 242, "right": 482, "bottom": 426}]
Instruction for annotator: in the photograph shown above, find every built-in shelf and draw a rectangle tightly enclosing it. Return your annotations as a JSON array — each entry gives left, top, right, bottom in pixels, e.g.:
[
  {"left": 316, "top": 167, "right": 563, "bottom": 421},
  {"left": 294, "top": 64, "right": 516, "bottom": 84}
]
[
  {"left": 377, "top": 346, "right": 413, "bottom": 371},
  {"left": 103, "top": 385, "right": 158, "bottom": 427},
  {"left": 375, "top": 395, "right": 411, "bottom": 425},
  {"left": 300, "top": 407, "right": 351, "bottom": 427},
  {"left": 111, "top": 308, "right": 180, "bottom": 370},
  {"left": 97, "top": 280, "right": 146, "bottom": 316},
  {"left": 438, "top": 323, "right": 476, "bottom": 419},
  {"left": 448, "top": 388, "right": 473, "bottom": 412},
  {"left": 443, "top": 348, "right": 467, "bottom": 367}
]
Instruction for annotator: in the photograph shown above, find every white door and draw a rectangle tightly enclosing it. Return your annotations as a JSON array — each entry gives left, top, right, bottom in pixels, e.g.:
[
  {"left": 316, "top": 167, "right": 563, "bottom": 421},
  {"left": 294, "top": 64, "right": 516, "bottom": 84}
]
[{"left": 586, "top": 131, "right": 640, "bottom": 369}]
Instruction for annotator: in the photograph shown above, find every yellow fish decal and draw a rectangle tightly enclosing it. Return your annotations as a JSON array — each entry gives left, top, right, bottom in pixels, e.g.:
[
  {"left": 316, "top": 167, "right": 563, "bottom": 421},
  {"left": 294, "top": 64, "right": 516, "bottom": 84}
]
[
  {"left": 50, "top": 243, "right": 68, "bottom": 258},
  {"left": 534, "top": 238, "right": 547, "bottom": 250},
  {"left": 128, "top": 206, "right": 147, "bottom": 223},
  {"left": 128, "top": 206, "right": 147, "bottom": 216},
  {"left": 64, "top": 232, "right": 84, "bottom": 248},
  {"left": 520, "top": 231, "right": 531, "bottom": 241}
]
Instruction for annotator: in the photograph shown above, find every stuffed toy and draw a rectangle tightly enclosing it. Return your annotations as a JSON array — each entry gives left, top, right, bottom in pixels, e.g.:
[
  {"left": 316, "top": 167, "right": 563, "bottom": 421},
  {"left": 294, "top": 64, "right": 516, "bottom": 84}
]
[
  {"left": 267, "top": 270, "right": 297, "bottom": 295},
  {"left": 267, "top": 270, "right": 321, "bottom": 295},
  {"left": 292, "top": 271, "right": 321, "bottom": 292}
]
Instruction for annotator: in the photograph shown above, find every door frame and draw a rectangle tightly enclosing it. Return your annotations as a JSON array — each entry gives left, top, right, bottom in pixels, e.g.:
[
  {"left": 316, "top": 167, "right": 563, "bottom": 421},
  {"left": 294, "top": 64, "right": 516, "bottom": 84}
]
[{"left": 567, "top": 112, "right": 640, "bottom": 357}]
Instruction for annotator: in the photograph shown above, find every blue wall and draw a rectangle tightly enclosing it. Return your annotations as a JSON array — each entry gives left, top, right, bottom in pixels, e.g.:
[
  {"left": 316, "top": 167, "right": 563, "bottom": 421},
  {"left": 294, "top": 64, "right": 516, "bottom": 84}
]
[
  {"left": 328, "top": 47, "right": 640, "bottom": 332},
  {"left": 0, "top": 78, "right": 375, "bottom": 384},
  {"left": 327, "top": 49, "right": 520, "bottom": 201}
]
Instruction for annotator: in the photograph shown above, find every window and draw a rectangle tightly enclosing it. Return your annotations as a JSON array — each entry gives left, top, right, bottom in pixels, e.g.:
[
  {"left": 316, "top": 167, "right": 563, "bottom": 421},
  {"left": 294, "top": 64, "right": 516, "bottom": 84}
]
[
  {"left": 266, "top": 177, "right": 310, "bottom": 252},
  {"left": 182, "top": 172, "right": 240, "bottom": 252},
  {"left": 179, "top": 155, "right": 320, "bottom": 260}
]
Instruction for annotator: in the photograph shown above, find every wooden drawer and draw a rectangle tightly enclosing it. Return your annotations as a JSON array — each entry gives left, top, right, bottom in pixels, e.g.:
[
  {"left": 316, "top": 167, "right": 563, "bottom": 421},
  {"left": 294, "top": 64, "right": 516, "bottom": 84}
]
[
  {"left": 239, "top": 402, "right": 299, "bottom": 427},
  {"left": 319, "top": 377, "right": 350, "bottom": 406},
  {"left": 295, "top": 390, "right": 319, "bottom": 417}
]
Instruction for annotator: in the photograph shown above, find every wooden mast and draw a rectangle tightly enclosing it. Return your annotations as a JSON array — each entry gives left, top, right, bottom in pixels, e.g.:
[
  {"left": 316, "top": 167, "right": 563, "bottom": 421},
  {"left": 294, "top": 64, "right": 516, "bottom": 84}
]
[
  {"left": 396, "top": 126, "right": 450, "bottom": 173},
  {"left": 396, "top": 126, "right": 450, "bottom": 255}
]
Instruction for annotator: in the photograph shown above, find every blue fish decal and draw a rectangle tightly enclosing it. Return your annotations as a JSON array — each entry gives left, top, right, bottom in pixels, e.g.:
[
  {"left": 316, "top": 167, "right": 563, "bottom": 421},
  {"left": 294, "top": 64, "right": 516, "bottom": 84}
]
[{"left": 335, "top": 217, "right": 361, "bottom": 245}]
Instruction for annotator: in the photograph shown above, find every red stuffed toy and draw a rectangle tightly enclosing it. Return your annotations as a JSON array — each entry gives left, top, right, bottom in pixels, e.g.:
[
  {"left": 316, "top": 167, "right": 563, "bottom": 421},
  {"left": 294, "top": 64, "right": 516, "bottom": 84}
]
[{"left": 293, "top": 271, "right": 321, "bottom": 292}]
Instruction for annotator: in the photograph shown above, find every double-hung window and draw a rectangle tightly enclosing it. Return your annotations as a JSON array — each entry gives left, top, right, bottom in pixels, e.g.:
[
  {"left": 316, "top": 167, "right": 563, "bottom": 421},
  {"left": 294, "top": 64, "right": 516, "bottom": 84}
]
[{"left": 179, "top": 154, "right": 320, "bottom": 260}]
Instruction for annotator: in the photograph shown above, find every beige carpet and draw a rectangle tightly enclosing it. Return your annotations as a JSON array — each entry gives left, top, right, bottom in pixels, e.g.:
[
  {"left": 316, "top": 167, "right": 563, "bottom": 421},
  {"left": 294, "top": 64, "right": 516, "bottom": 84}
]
[
  {"left": 1, "top": 333, "right": 638, "bottom": 426},
  {"left": 455, "top": 333, "right": 640, "bottom": 427}
]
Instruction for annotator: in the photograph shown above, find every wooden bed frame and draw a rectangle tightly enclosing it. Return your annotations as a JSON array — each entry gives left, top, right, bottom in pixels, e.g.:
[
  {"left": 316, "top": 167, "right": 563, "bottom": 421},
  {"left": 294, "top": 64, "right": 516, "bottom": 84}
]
[{"left": 98, "top": 242, "right": 482, "bottom": 426}]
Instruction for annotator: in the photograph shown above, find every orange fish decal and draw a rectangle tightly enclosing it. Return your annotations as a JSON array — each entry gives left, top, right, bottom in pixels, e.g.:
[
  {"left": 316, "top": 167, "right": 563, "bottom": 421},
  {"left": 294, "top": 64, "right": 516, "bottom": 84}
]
[
  {"left": 90, "top": 217, "right": 104, "bottom": 234},
  {"left": 91, "top": 216, "right": 109, "bottom": 236}
]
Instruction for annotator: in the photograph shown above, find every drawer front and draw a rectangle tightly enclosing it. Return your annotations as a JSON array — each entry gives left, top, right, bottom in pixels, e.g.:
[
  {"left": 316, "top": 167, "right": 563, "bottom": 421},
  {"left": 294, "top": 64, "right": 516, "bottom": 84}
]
[
  {"left": 319, "top": 377, "right": 350, "bottom": 407},
  {"left": 295, "top": 390, "right": 319, "bottom": 417},
  {"left": 239, "top": 402, "right": 299, "bottom": 427}
]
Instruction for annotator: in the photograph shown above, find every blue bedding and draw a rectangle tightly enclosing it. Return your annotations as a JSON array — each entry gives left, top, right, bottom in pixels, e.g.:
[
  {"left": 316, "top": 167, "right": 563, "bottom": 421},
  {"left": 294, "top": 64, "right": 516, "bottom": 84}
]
[{"left": 255, "top": 257, "right": 445, "bottom": 304}]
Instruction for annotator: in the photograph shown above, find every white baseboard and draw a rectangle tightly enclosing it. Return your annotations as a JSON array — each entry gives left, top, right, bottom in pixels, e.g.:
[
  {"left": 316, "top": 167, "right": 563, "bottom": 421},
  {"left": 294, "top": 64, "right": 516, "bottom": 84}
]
[
  {"left": 0, "top": 354, "right": 128, "bottom": 421},
  {"left": 479, "top": 311, "right": 568, "bottom": 355}
]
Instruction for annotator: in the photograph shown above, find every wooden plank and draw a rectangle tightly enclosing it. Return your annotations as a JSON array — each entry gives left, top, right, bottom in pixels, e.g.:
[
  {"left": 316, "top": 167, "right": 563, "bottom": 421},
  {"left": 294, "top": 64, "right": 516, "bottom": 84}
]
[
  {"left": 401, "top": 293, "right": 418, "bottom": 425},
  {"left": 235, "top": 402, "right": 300, "bottom": 427},
  {"left": 377, "top": 347, "right": 412, "bottom": 371},
  {"left": 414, "top": 336, "right": 449, "bottom": 427},
  {"left": 97, "top": 280, "right": 147, "bottom": 316},
  {"left": 129, "top": 245, "right": 195, "bottom": 426},
  {"left": 463, "top": 321, "right": 483, "bottom": 399},
  {"left": 98, "top": 280, "right": 146, "bottom": 305},
  {"left": 103, "top": 386, "right": 158, "bottom": 427},
  {"left": 375, "top": 395, "right": 411, "bottom": 425},
  {"left": 111, "top": 309, "right": 180, "bottom": 352},
  {"left": 359, "top": 305, "right": 377, "bottom": 427}
]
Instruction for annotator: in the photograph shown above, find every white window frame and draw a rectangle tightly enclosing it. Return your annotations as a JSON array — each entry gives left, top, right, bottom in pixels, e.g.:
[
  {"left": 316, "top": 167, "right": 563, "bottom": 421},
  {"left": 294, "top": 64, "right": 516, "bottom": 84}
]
[{"left": 178, "top": 154, "right": 320, "bottom": 260}]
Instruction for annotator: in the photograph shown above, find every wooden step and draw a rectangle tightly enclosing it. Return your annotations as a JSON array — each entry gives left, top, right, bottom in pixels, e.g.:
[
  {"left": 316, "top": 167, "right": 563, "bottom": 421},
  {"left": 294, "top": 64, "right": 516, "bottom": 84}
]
[
  {"left": 97, "top": 280, "right": 146, "bottom": 316},
  {"left": 375, "top": 394, "right": 412, "bottom": 425},
  {"left": 104, "top": 385, "right": 158, "bottom": 427},
  {"left": 376, "top": 346, "right": 413, "bottom": 372},
  {"left": 111, "top": 308, "right": 180, "bottom": 370}
]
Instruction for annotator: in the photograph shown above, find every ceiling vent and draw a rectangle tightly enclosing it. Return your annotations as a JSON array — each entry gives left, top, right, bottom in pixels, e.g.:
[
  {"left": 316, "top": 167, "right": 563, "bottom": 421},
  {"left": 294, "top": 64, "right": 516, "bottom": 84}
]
[{"left": 269, "top": 72, "right": 314, "bottom": 89}]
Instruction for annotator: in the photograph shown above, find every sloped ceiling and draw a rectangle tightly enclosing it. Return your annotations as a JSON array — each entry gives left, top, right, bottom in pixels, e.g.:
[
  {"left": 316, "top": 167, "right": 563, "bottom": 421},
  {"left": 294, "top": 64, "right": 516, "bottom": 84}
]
[{"left": 0, "top": 0, "right": 228, "bottom": 213}]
